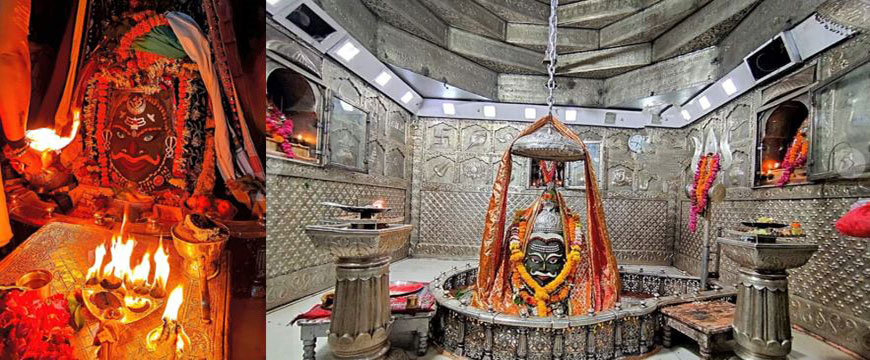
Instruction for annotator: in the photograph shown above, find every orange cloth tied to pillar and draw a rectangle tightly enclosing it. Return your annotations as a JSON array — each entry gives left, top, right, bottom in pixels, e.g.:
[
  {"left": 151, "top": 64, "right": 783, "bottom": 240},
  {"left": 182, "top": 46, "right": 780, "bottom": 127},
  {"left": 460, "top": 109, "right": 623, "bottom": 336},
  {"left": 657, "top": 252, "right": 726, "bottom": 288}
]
[{"left": 472, "top": 115, "right": 620, "bottom": 315}]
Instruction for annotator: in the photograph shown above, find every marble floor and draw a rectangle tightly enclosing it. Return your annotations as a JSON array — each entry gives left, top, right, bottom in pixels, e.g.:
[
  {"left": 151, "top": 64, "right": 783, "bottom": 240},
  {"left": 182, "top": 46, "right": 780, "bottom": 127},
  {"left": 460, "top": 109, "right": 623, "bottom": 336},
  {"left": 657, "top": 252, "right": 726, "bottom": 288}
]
[{"left": 267, "top": 258, "right": 855, "bottom": 360}]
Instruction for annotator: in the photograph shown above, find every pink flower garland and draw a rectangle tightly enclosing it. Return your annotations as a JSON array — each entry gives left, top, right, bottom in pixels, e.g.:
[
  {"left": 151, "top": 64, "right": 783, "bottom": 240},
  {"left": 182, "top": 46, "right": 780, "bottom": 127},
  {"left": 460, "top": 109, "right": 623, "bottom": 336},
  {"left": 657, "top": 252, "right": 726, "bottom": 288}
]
[
  {"left": 266, "top": 102, "right": 295, "bottom": 158},
  {"left": 689, "top": 153, "right": 720, "bottom": 232}
]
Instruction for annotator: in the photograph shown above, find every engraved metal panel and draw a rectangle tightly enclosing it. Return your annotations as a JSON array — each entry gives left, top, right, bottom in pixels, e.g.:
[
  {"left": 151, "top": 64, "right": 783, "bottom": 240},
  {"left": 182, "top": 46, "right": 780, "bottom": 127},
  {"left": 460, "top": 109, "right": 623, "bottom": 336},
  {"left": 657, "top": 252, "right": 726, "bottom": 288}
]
[
  {"left": 327, "top": 97, "right": 368, "bottom": 171},
  {"left": 386, "top": 148, "right": 406, "bottom": 179}
]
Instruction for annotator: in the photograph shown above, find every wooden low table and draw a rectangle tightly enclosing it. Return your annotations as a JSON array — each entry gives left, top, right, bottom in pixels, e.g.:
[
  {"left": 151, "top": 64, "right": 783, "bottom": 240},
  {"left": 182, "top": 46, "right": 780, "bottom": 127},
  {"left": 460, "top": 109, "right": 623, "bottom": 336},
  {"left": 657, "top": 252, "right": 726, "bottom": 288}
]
[
  {"left": 660, "top": 300, "right": 735, "bottom": 359},
  {"left": 297, "top": 310, "right": 434, "bottom": 359}
]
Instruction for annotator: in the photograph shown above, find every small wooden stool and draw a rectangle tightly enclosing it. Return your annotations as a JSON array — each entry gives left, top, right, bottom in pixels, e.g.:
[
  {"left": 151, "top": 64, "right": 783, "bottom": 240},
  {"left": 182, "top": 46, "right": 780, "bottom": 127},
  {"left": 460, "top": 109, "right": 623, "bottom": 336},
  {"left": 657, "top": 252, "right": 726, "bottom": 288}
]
[
  {"left": 297, "top": 311, "right": 434, "bottom": 359},
  {"left": 660, "top": 301, "right": 735, "bottom": 359}
]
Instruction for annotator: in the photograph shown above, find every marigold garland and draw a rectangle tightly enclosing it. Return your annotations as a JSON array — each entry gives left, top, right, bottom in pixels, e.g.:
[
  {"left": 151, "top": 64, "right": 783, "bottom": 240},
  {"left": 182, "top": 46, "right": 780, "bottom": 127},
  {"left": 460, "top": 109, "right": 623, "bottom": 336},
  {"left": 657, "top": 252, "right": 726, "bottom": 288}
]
[
  {"left": 689, "top": 153, "right": 720, "bottom": 232},
  {"left": 509, "top": 241, "right": 581, "bottom": 316},
  {"left": 777, "top": 132, "right": 808, "bottom": 187}
]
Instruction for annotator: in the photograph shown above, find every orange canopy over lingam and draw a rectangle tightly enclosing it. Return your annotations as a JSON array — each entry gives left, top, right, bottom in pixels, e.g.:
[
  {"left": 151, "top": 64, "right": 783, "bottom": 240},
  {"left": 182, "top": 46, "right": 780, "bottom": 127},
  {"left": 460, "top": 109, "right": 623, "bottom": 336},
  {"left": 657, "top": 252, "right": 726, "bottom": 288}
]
[{"left": 472, "top": 115, "right": 620, "bottom": 316}]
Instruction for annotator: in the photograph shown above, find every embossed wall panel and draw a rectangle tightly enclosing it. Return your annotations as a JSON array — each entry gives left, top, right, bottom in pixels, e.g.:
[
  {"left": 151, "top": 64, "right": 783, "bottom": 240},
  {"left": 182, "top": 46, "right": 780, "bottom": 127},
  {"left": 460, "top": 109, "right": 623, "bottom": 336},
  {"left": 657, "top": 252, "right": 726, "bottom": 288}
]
[
  {"left": 672, "top": 34, "right": 870, "bottom": 356},
  {"left": 266, "top": 28, "right": 412, "bottom": 309},
  {"left": 411, "top": 117, "right": 679, "bottom": 265}
]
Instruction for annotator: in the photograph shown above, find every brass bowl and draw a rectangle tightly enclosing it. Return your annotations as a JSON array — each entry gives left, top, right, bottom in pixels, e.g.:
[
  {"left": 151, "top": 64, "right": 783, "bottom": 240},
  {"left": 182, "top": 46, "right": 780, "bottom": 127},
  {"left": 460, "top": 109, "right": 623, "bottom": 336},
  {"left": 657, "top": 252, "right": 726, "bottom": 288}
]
[
  {"left": 170, "top": 222, "right": 229, "bottom": 280},
  {"left": 16, "top": 270, "right": 52, "bottom": 299}
]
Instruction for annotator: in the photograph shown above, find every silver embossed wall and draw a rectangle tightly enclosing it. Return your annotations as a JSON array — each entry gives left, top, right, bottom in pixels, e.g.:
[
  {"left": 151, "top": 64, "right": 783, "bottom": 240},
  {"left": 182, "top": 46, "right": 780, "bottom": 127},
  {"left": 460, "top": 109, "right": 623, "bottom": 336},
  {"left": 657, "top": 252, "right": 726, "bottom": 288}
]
[
  {"left": 266, "top": 20, "right": 412, "bottom": 309},
  {"left": 673, "top": 33, "right": 870, "bottom": 356},
  {"left": 409, "top": 118, "right": 694, "bottom": 265}
]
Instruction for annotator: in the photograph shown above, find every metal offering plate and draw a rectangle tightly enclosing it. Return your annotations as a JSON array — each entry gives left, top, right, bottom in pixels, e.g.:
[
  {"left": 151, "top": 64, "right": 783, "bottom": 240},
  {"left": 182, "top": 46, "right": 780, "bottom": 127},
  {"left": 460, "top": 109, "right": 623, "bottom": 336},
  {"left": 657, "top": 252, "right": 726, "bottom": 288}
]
[
  {"left": 389, "top": 281, "right": 425, "bottom": 297},
  {"left": 740, "top": 222, "right": 788, "bottom": 229},
  {"left": 82, "top": 285, "right": 165, "bottom": 325}
]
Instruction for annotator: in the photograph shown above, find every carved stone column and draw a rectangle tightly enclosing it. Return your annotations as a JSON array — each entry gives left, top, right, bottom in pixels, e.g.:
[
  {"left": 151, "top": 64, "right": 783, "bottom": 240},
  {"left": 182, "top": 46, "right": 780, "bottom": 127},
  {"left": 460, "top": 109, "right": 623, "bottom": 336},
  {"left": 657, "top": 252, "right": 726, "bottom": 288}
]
[
  {"left": 305, "top": 222, "right": 413, "bottom": 360},
  {"left": 732, "top": 269, "right": 791, "bottom": 360},
  {"left": 330, "top": 255, "right": 392, "bottom": 359},
  {"left": 718, "top": 238, "right": 818, "bottom": 360}
]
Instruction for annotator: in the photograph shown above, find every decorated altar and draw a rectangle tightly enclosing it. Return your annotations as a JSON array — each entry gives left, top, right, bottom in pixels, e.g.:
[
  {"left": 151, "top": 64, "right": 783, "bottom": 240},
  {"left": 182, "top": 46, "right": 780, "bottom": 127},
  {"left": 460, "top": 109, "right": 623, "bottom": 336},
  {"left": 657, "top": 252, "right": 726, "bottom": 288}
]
[{"left": 0, "top": 0, "right": 264, "bottom": 358}]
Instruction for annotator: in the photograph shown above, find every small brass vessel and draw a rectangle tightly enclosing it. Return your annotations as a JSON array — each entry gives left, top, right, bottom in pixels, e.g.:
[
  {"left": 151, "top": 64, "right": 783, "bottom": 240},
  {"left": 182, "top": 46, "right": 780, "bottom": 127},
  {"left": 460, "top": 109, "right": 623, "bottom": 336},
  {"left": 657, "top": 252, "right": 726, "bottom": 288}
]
[{"left": 16, "top": 270, "right": 53, "bottom": 298}]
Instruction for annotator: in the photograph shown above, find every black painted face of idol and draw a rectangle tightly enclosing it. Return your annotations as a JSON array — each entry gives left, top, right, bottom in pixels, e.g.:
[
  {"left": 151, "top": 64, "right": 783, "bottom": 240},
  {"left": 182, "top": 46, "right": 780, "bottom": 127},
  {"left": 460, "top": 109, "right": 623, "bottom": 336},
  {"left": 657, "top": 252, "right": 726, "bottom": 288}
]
[{"left": 523, "top": 237, "right": 565, "bottom": 286}]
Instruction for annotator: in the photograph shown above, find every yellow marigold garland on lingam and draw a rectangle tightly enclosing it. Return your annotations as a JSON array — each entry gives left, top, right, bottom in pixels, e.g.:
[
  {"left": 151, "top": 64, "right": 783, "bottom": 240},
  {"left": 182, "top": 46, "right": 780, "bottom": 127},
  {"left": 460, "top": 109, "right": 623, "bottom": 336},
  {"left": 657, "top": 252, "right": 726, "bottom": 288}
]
[{"left": 508, "top": 210, "right": 583, "bottom": 316}]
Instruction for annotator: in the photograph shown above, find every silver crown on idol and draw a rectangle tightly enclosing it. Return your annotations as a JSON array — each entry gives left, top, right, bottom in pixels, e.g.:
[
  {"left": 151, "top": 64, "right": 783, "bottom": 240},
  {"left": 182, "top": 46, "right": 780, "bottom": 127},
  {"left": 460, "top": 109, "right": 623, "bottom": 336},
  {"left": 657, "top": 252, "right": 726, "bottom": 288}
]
[{"left": 532, "top": 199, "right": 562, "bottom": 235}]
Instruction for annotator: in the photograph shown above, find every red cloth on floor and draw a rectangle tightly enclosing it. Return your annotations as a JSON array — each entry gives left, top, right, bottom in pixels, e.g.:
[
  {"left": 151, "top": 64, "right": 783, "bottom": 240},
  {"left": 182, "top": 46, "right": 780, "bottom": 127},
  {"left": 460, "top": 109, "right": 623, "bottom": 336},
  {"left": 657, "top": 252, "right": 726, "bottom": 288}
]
[
  {"left": 836, "top": 201, "right": 870, "bottom": 238},
  {"left": 292, "top": 282, "right": 434, "bottom": 324}
]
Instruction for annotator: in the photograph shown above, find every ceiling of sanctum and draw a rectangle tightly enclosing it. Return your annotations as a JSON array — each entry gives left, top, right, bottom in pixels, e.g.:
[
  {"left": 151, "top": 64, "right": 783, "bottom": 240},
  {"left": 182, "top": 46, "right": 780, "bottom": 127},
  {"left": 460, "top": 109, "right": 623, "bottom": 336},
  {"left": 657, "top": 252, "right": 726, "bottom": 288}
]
[{"left": 316, "top": 0, "right": 778, "bottom": 111}]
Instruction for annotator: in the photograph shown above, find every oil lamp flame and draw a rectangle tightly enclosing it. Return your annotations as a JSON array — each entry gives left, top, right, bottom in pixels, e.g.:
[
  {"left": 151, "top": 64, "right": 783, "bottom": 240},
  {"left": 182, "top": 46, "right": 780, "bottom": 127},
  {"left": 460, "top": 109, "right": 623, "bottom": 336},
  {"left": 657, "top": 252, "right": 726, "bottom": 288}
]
[
  {"left": 102, "top": 235, "right": 136, "bottom": 283},
  {"left": 26, "top": 109, "right": 81, "bottom": 152},
  {"left": 86, "top": 244, "right": 107, "bottom": 284},
  {"left": 372, "top": 200, "right": 385, "bottom": 208},
  {"left": 147, "top": 286, "right": 190, "bottom": 357},
  {"left": 162, "top": 286, "right": 184, "bottom": 321},
  {"left": 152, "top": 238, "right": 170, "bottom": 297}
]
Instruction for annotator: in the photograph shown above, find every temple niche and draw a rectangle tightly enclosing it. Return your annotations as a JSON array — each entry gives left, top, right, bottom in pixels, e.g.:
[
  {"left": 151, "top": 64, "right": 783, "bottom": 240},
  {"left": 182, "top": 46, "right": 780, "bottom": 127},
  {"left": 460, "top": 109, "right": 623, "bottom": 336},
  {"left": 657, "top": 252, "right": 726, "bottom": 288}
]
[
  {"left": 0, "top": 1, "right": 265, "bottom": 359},
  {"left": 269, "top": 1, "right": 870, "bottom": 360}
]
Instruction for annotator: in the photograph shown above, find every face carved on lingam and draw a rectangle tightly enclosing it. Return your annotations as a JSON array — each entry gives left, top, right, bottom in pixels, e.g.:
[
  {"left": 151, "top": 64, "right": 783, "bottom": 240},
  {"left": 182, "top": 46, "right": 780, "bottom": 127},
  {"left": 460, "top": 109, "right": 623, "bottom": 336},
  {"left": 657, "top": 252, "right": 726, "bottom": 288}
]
[
  {"left": 108, "top": 93, "right": 172, "bottom": 182},
  {"left": 523, "top": 199, "right": 567, "bottom": 286}
]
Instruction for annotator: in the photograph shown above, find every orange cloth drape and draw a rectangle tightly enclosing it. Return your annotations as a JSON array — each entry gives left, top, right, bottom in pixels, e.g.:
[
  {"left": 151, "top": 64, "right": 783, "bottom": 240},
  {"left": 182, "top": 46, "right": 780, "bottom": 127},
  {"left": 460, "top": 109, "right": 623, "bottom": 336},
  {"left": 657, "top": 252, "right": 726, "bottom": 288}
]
[
  {"left": 472, "top": 115, "right": 620, "bottom": 315},
  {"left": 0, "top": 0, "right": 32, "bottom": 246}
]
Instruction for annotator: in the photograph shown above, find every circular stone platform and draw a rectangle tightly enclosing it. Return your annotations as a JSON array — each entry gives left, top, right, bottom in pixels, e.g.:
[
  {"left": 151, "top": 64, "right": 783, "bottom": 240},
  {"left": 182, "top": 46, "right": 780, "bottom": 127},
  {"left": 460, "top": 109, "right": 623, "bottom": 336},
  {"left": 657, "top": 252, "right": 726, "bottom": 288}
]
[{"left": 429, "top": 265, "right": 736, "bottom": 359}]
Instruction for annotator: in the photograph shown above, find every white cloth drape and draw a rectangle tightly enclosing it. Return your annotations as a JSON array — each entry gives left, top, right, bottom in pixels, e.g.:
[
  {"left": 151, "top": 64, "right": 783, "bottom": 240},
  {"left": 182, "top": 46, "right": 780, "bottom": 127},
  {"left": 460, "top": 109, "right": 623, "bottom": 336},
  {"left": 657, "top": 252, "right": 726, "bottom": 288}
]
[{"left": 166, "top": 12, "right": 236, "bottom": 182}]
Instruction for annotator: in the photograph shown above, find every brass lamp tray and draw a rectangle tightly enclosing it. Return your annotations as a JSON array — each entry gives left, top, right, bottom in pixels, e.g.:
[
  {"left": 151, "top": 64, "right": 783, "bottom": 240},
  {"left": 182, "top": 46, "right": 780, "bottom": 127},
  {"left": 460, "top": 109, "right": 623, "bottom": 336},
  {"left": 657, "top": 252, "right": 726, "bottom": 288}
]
[
  {"left": 81, "top": 286, "right": 165, "bottom": 325},
  {"left": 0, "top": 223, "right": 230, "bottom": 359}
]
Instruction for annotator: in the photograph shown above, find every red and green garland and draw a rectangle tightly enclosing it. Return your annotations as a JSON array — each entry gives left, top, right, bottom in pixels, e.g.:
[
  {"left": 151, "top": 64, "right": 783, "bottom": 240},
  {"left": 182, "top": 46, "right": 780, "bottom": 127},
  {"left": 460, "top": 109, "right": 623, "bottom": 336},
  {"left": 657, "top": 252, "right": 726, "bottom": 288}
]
[
  {"left": 0, "top": 291, "right": 75, "bottom": 359},
  {"left": 81, "top": 11, "right": 197, "bottom": 191},
  {"left": 689, "top": 153, "right": 720, "bottom": 232}
]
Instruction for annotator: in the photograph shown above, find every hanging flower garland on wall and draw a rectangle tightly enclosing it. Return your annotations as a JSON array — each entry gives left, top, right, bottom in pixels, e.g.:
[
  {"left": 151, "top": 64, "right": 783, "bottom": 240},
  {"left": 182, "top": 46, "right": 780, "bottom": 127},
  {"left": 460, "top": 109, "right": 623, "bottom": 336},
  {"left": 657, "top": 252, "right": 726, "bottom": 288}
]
[
  {"left": 776, "top": 131, "right": 808, "bottom": 187},
  {"left": 689, "top": 153, "right": 720, "bottom": 232}
]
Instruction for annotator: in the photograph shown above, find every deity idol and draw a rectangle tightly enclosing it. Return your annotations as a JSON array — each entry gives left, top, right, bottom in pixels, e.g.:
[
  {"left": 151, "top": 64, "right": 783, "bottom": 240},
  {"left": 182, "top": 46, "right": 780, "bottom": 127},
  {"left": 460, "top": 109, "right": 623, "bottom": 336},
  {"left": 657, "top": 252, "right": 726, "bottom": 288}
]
[
  {"left": 473, "top": 116, "right": 620, "bottom": 316},
  {"left": 71, "top": 8, "right": 215, "bottom": 199},
  {"left": 107, "top": 92, "right": 175, "bottom": 190}
]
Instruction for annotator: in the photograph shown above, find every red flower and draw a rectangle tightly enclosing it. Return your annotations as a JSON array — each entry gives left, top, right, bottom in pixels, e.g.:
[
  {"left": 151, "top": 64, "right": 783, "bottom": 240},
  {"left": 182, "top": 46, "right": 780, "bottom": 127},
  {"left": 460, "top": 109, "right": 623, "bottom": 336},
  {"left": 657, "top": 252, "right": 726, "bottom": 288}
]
[{"left": 0, "top": 291, "right": 75, "bottom": 359}]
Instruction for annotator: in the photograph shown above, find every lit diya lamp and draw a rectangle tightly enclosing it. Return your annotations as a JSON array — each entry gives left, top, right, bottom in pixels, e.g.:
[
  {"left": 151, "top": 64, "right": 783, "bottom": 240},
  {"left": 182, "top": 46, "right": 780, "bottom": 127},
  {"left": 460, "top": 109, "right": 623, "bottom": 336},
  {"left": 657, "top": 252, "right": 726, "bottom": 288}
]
[
  {"left": 146, "top": 286, "right": 191, "bottom": 358},
  {"left": 82, "top": 214, "right": 172, "bottom": 324},
  {"left": 23, "top": 109, "right": 80, "bottom": 193}
]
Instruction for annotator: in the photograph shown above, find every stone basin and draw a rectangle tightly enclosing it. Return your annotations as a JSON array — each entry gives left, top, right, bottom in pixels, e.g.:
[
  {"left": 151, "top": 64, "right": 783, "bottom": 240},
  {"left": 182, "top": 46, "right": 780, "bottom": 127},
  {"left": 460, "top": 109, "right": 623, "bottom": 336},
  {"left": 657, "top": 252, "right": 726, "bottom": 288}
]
[
  {"left": 305, "top": 223, "right": 412, "bottom": 259},
  {"left": 717, "top": 237, "right": 819, "bottom": 271}
]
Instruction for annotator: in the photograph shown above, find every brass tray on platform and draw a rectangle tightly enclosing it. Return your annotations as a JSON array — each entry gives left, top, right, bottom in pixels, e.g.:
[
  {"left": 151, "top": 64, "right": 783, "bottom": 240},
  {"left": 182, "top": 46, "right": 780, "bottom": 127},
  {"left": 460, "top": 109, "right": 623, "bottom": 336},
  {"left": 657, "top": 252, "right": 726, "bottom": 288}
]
[{"left": 0, "top": 223, "right": 230, "bottom": 359}]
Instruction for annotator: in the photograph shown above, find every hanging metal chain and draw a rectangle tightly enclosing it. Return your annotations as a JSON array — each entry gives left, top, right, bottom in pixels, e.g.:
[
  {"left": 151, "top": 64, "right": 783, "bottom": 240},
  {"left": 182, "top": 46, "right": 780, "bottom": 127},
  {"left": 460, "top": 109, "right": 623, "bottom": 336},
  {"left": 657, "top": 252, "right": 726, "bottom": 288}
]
[{"left": 545, "top": 0, "right": 559, "bottom": 116}]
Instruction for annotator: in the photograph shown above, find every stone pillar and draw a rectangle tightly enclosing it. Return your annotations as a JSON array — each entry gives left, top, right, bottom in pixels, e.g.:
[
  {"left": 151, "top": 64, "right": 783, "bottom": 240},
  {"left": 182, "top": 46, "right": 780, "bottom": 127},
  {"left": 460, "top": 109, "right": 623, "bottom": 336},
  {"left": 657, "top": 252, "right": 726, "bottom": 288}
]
[
  {"left": 328, "top": 255, "right": 393, "bottom": 359},
  {"left": 732, "top": 268, "right": 792, "bottom": 360}
]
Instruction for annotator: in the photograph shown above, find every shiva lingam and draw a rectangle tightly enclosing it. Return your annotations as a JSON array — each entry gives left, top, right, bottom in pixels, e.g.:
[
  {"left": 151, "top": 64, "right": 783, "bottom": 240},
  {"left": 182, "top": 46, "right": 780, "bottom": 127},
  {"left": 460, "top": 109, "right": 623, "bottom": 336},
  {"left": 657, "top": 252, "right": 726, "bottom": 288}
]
[
  {"left": 718, "top": 229, "right": 818, "bottom": 360},
  {"left": 145, "top": 286, "right": 192, "bottom": 359},
  {"left": 304, "top": 200, "right": 412, "bottom": 359}
]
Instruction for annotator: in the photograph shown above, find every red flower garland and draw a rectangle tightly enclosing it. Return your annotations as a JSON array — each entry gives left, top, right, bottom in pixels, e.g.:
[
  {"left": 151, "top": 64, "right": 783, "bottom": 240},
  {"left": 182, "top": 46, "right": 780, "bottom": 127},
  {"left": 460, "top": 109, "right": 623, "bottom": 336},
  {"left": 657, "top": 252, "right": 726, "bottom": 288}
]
[
  {"left": 173, "top": 68, "right": 192, "bottom": 176},
  {"left": 117, "top": 12, "right": 168, "bottom": 61},
  {"left": 95, "top": 78, "right": 111, "bottom": 186},
  {"left": 0, "top": 291, "right": 75, "bottom": 359}
]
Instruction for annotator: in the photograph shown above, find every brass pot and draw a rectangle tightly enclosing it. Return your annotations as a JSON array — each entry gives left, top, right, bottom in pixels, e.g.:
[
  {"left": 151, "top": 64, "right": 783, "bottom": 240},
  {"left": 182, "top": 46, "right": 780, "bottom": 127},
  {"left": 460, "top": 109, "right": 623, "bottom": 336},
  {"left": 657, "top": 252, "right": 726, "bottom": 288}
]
[{"left": 170, "top": 223, "right": 229, "bottom": 280}]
